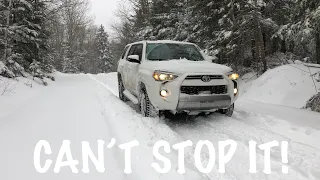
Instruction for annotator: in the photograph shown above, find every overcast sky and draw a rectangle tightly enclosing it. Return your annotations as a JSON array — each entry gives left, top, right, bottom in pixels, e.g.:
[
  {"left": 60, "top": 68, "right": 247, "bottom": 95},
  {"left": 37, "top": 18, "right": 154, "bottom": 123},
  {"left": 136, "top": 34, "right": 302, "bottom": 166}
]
[{"left": 90, "top": 0, "right": 121, "bottom": 31}]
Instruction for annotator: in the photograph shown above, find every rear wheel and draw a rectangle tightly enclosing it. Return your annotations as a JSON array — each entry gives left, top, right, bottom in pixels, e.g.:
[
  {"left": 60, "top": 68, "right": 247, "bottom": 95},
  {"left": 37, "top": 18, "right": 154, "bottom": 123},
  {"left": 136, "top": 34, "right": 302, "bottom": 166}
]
[
  {"left": 118, "top": 75, "right": 128, "bottom": 102},
  {"left": 139, "top": 89, "right": 159, "bottom": 117},
  {"left": 219, "top": 104, "right": 234, "bottom": 117}
]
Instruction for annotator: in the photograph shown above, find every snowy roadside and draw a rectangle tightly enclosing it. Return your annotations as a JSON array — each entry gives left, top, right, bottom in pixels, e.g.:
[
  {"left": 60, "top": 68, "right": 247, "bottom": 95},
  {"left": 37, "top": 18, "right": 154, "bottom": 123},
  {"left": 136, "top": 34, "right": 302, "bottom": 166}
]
[
  {"left": 0, "top": 73, "right": 202, "bottom": 180},
  {"left": 0, "top": 76, "right": 48, "bottom": 119},
  {"left": 0, "top": 73, "right": 127, "bottom": 180}
]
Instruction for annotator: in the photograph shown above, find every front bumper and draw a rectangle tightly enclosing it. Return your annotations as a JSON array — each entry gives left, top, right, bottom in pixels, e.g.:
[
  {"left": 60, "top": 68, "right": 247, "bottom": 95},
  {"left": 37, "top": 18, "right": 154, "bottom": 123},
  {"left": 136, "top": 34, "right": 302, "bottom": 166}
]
[
  {"left": 177, "top": 94, "right": 231, "bottom": 111},
  {"left": 145, "top": 73, "right": 238, "bottom": 112}
]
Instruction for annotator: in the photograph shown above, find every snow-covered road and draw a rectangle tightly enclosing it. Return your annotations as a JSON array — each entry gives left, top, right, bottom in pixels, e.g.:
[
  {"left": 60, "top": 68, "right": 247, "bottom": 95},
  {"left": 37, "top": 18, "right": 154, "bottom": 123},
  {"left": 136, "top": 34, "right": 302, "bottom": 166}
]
[{"left": 0, "top": 72, "right": 319, "bottom": 180}]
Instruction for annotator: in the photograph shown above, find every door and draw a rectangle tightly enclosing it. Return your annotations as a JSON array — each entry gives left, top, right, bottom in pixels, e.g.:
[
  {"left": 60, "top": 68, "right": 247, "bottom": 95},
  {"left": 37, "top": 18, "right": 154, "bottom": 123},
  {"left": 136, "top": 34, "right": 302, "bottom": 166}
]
[
  {"left": 121, "top": 45, "right": 131, "bottom": 90},
  {"left": 126, "top": 43, "right": 143, "bottom": 94}
]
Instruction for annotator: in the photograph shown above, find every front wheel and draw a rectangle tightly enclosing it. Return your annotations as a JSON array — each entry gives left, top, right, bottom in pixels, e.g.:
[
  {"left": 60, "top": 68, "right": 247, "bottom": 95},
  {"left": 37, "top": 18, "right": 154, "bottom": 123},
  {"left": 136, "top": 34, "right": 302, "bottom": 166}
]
[
  {"left": 118, "top": 76, "right": 128, "bottom": 102},
  {"left": 219, "top": 104, "right": 234, "bottom": 117},
  {"left": 139, "top": 89, "right": 159, "bottom": 117}
]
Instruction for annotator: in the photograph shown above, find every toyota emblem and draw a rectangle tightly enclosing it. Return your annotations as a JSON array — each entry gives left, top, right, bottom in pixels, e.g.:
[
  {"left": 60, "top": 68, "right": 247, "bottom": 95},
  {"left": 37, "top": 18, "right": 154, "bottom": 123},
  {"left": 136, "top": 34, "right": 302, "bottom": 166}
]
[{"left": 201, "top": 75, "right": 211, "bottom": 82}]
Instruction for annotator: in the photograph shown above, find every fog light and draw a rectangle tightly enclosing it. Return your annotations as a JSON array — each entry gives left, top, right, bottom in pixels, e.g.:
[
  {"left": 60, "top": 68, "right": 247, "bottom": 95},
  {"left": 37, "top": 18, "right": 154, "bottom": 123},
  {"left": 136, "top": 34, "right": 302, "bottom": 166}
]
[
  {"left": 160, "top": 89, "right": 169, "bottom": 97},
  {"left": 234, "top": 88, "right": 238, "bottom": 95}
]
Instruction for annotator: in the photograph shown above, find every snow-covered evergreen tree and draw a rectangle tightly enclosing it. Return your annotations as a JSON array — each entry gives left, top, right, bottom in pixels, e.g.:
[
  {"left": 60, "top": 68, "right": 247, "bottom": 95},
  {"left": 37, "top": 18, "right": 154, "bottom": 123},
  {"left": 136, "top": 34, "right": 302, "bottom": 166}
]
[
  {"left": 61, "top": 41, "right": 78, "bottom": 73},
  {"left": 95, "top": 25, "right": 113, "bottom": 73},
  {"left": 0, "top": 0, "right": 52, "bottom": 78},
  {"left": 275, "top": 0, "right": 320, "bottom": 64},
  {"left": 140, "top": 0, "right": 181, "bottom": 40}
]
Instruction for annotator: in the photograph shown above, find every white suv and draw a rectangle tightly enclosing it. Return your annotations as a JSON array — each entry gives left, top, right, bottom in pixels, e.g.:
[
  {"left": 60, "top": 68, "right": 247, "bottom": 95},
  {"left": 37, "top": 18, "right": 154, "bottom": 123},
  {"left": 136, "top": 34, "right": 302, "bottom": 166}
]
[{"left": 117, "top": 40, "right": 239, "bottom": 117}]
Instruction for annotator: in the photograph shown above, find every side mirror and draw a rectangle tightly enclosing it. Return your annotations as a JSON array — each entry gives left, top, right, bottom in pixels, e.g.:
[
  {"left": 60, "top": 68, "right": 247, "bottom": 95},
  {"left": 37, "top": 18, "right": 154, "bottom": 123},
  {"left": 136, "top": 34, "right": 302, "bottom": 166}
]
[{"left": 127, "top": 55, "right": 140, "bottom": 63}]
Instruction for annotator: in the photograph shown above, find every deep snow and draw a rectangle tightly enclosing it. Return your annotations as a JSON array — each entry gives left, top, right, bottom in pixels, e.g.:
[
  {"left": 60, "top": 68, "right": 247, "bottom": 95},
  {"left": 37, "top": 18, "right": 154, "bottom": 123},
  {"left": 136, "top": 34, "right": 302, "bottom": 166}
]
[
  {"left": 94, "top": 70, "right": 320, "bottom": 180},
  {"left": 240, "top": 64, "right": 320, "bottom": 108},
  {"left": 0, "top": 66, "right": 320, "bottom": 180}
]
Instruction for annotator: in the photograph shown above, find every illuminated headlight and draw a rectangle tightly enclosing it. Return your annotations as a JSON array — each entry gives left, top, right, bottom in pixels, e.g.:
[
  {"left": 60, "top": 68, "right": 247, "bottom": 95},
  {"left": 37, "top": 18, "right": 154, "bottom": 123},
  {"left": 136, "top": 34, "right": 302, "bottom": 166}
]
[
  {"left": 229, "top": 73, "right": 239, "bottom": 80},
  {"left": 226, "top": 71, "right": 239, "bottom": 80},
  {"left": 153, "top": 71, "right": 179, "bottom": 81}
]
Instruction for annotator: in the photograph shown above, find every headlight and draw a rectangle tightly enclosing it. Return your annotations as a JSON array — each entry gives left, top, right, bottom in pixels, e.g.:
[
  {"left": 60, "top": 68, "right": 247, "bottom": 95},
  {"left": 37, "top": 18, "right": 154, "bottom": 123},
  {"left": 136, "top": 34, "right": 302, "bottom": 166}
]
[
  {"left": 153, "top": 71, "right": 179, "bottom": 81},
  {"left": 226, "top": 71, "right": 239, "bottom": 80},
  {"left": 229, "top": 73, "right": 239, "bottom": 80}
]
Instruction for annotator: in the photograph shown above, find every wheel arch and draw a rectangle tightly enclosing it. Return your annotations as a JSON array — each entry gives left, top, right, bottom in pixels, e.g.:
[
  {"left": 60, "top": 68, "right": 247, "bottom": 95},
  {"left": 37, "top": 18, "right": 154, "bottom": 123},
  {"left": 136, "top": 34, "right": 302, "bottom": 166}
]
[
  {"left": 137, "top": 81, "right": 147, "bottom": 94},
  {"left": 117, "top": 72, "right": 122, "bottom": 80}
]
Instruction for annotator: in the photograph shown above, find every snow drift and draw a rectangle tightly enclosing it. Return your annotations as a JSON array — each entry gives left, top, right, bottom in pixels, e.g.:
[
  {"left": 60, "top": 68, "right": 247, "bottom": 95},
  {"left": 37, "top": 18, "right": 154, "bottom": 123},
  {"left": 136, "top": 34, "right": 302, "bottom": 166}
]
[{"left": 241, "top": 64, "right": 320, "bottom": 109}]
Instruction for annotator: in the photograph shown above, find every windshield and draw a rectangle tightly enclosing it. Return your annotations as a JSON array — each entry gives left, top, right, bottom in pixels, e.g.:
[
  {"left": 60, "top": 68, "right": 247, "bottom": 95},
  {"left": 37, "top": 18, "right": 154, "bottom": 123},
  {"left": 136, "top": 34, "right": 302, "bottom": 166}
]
[{"left": 146, "top": 43, "right": 205, "bottom": 61}]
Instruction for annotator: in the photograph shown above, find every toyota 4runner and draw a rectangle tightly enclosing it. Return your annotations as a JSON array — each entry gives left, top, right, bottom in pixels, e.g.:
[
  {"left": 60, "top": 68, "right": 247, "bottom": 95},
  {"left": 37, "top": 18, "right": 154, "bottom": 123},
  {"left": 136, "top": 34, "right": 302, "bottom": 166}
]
[{"left": 117, "top": 40, "right": 239, "bottom": 117}]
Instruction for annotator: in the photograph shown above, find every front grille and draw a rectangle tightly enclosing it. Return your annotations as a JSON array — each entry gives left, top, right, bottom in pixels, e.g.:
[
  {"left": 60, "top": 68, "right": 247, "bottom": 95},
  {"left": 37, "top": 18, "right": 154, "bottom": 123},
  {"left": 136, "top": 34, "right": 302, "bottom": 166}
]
[
  {"left": 180, "top": 85, "right": 228, "bottom": 95},
  {"left": 185, "top": 75, "right": 224, "bottom": 80}
]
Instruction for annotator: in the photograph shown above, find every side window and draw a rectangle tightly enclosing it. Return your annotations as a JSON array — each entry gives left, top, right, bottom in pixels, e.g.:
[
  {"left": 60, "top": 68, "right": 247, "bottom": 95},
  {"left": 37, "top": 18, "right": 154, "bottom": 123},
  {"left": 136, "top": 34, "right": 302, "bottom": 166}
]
[
  {"left": 121, "top": 46, "right": 129, "bottom": 59},
  {"left": 134, "top": 44, "right": 143, "bottom": 60},
  {"left": 127, "top": 45, "right": 136, "bottom": 59},
  {"left": 127, "top": 44, "right": 143, "bottom": 61}
]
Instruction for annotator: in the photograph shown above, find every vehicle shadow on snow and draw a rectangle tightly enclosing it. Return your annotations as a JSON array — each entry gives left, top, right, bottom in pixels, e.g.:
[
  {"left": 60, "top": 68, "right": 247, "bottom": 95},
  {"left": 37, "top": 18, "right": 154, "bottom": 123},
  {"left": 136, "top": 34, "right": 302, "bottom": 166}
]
[
  {"left": 162, "top": 111, "right": 226, "bottom": 128},
  {"left": 123, "top": 101, "right": 226, "bottom": 128}
]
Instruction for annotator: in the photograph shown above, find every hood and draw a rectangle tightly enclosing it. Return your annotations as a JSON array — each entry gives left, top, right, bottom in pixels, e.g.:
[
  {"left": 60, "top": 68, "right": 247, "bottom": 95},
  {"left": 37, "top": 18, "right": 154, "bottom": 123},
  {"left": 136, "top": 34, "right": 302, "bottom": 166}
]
[{"left": 142, "top": 59, "right": 232, "bottom": 74}]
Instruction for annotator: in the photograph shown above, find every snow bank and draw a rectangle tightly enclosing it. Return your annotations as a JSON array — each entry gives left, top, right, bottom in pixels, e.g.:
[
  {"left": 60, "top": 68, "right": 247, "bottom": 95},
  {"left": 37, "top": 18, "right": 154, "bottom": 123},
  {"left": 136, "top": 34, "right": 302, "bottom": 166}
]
[
  {"left": 240, "top": 64, "right": 320, "bottom": 108},
  {"left": 0, "top": 74, "right": 54, "bottom": 119}
]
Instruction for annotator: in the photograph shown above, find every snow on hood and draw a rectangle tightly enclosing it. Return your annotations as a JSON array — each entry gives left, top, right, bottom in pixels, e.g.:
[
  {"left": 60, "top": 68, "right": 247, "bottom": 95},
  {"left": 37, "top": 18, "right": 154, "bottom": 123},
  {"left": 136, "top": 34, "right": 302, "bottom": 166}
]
[{"left": 142, "top": 59, "right": 232, "bottom": 75}]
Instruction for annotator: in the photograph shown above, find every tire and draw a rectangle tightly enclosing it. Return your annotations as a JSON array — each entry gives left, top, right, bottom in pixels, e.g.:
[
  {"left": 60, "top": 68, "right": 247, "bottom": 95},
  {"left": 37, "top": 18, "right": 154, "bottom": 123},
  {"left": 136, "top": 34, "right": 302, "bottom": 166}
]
[
  {"left": 139, "top": 88, "right": 159, "bottom": 117},
  {"left": 219, "top": 104, "right": 234, "bottom": 117},
  {"left": 118, "top": 75, "right": 128, "bottom": 102}
]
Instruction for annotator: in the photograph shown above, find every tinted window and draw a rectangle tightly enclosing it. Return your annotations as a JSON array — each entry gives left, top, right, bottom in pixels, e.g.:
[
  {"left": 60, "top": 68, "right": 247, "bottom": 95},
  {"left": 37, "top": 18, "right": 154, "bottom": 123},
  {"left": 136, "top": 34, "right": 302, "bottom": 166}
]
[
  {"left": 121, "top": 46, "right": 129, "bottom": 59},
  {"left": 133, "top": 44, "right": 143, "bottom": 60},
  {"left": 127, "top": 45, "right": 136, "bottom": 57},
  {"left": 127, "top": 44, "right": 143, "bottom": 61}
]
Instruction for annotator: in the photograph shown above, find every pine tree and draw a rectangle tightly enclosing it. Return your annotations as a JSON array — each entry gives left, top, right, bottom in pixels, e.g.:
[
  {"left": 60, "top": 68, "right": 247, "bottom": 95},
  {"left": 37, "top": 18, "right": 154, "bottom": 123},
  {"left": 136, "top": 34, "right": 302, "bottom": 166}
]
[
  {"left": 190, "top": 0, "right": 286, "bottom": 72},
  {"left": 29, "top": 0, "right": 50, "bottom": 63},
  {"left": 144, "top": 0, "right": 180, "bottom": 40},
  {"left": 61, "top": 41, "right": 78, "bottom": 73},
  {"left": 0, "top": 0, "right": 52, "bottom": 77},
  {"left": 95, "top": 25, "right": 113, "bottom": 73},
  {"left": 275, "top": 0, "right": 320, "bottom": 64}
]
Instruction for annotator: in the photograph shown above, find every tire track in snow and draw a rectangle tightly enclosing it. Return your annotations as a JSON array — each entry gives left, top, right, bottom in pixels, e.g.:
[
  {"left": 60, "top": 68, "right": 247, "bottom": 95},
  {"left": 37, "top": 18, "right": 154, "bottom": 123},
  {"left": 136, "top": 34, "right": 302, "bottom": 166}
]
[
  {"left": 170, "top": 112, "right": 319, "bottom": 180},
  {"left": 89, "top": 74, "right": 320, "bottom": 180},
  {"left": 89, "top": 74, "right": 272, "bottom": 180},
  {"left": 231, "top": 110, "right": 320, "bottom": 180},
  {"left": 233, "top": 110, "right": 320, "bottom": 150},
  {"left": 89, "top": 75, "right": 214, "bottom": 180}
]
